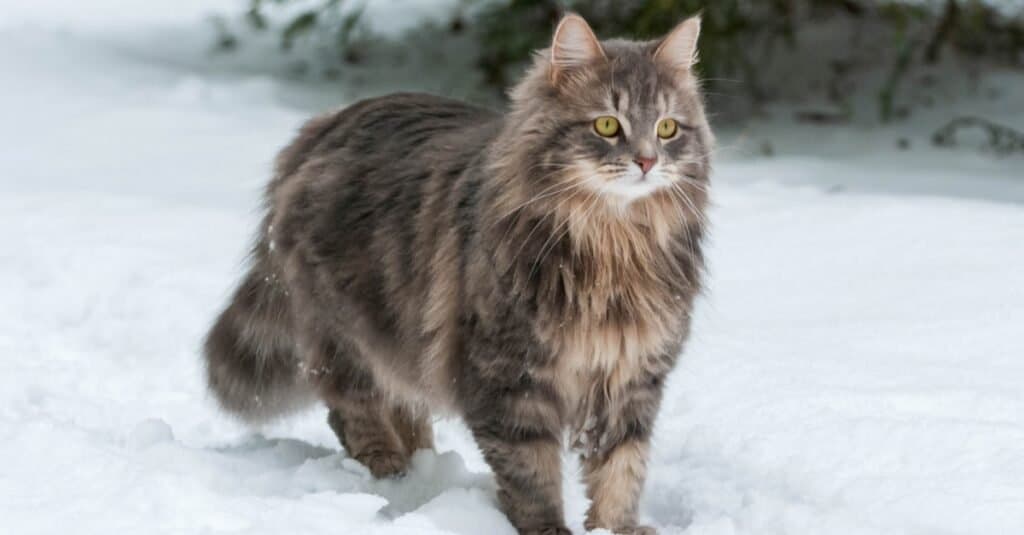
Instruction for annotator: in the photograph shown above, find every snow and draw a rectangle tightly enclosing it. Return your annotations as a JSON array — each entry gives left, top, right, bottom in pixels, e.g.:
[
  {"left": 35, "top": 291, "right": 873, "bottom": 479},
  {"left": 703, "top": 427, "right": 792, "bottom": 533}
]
[{"left": 2, "top": 3, "right": 1023, "bottom": 535}]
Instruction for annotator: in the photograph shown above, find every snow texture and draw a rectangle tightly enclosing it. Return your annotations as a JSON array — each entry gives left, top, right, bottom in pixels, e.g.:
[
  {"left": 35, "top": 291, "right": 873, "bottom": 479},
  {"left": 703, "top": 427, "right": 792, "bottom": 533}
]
[{"left": 1, "top": 2, "right": 1023, "bottom": 534}]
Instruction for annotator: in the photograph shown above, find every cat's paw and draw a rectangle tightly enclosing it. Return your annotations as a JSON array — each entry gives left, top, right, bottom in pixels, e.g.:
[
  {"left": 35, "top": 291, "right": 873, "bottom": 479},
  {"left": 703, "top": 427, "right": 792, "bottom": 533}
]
[
  {"left": 355, "top": 450, "right": 408, "bottom": 478},
  {"left": 520, "top": 527, "right": 571, "bottom": 535},
  {"left": 585, "top": 524, "right": 658, "bottom": 535}
]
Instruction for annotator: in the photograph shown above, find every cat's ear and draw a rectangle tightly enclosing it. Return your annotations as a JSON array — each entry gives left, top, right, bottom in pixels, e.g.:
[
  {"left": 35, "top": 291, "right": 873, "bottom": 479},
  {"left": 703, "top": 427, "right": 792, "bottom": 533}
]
[
  {"left": 549, "top": 14, "right": 606, "bottom": 84},
  {"left": 654, "top": 15, "right": 702, "bottom": 73}
]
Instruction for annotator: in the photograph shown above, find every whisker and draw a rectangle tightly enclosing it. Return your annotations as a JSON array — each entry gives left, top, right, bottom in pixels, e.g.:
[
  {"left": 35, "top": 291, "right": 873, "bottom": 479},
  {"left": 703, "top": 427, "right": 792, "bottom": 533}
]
[
  {"left": 494, "top": 176, "right": 587, "bottom": 226},
  {"left": 669, "top": 183, "right": 709, "bottom": 228},
  {"left": 507, "top": 178, "right": 595, "bottom": 269},
  {"left": 666, "top": 186, "right": 699, "bottom": 265},
  {"left": 529, "top": 186, "right": 601, "bottom": 281}
]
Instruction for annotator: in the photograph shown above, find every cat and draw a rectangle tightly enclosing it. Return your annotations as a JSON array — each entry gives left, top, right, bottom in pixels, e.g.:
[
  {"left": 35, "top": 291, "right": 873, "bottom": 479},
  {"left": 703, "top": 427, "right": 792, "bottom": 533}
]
[{"left": 204, "top": 13, "right": 711, "bottom": 535}]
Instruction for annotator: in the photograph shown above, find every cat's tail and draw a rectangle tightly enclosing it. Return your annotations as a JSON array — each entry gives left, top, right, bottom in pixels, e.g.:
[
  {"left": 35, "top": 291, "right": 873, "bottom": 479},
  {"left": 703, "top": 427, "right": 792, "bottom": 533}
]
[{"left": 202, "top": 259, "right": 317, "bottom": 424}]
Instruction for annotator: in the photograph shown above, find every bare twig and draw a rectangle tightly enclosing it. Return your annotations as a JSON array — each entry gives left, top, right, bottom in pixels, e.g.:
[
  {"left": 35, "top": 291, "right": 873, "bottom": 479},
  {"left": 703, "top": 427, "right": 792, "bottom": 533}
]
[
  {"left": 924, "top": 0, "right": 959, "bottom": 64},
  {"left": 932, "top": 116, "right": 1024, "bottom": 156},
  {"left": 879, "top": 33, "right": 923, "bottom": 122}
]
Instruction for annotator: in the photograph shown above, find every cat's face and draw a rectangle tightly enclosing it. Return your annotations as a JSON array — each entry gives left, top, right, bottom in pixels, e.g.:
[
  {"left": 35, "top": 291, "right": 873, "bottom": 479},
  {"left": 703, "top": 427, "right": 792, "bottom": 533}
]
[
  {"left": 563, "top": 52, "right": 708, "bottom": 202},
  {"left": 508, "top": 15, "right": 712, "bottom": 208}
]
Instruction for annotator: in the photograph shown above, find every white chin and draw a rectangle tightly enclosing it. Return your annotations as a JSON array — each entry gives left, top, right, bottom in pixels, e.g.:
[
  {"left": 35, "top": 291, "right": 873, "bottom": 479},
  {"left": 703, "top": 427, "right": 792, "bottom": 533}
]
[{"left": 600, "top": 177, "right": 667, "bottom": 202}]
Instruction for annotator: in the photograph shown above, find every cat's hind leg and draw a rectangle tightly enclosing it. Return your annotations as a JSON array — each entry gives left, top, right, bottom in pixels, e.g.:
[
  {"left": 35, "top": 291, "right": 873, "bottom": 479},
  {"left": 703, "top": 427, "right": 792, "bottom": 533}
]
[
  {"left": 326, "top": 402, "right": 408, "bottom": 478},
  {"left": 307, "top": 336, "right": 410, "bottom": 479},
  {"left": 390, "top": 403, "right": 434, "bottom": 456},
  {"left": 327, "top": 398, "right": 432, "bottom": 478}
]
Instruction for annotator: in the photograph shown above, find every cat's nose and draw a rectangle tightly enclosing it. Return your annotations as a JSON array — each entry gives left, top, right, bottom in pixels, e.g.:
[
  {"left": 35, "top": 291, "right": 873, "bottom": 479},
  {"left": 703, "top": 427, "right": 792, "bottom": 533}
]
[{"left": 633, "top": 156, "right": 657, "bottom": 175}]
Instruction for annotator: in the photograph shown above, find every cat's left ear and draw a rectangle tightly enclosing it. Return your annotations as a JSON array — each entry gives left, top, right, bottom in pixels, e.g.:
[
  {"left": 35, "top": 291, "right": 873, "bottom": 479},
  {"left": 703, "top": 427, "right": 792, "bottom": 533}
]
[
  {"left": 549, "top": 14, "right": 606, "bottom": 84},
  {"left": 654, "top": 15, "right": 702, "bottom": 73}
]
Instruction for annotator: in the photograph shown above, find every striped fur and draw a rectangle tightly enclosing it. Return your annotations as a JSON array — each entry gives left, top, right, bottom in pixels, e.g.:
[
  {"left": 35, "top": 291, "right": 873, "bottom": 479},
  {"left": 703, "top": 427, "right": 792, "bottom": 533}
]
[{"left": 203, "top": 14, "right": 711, "bottom": 535}]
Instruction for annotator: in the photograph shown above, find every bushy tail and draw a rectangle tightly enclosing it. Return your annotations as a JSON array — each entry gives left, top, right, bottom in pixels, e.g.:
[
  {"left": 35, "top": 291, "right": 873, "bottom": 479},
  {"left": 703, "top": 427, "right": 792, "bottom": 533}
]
[{"left": 203, "top": 260, "right": 316, "bottom": 424}]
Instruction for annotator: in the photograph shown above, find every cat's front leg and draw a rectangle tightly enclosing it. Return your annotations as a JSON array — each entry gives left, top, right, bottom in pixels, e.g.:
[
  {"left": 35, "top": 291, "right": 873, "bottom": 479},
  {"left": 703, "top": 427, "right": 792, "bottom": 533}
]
[
  {"left": 580, "top": 373, "right": 665, "bottom": 535},
  {"left": 461, "top": 353, "right": 568, "bottom": 534}
]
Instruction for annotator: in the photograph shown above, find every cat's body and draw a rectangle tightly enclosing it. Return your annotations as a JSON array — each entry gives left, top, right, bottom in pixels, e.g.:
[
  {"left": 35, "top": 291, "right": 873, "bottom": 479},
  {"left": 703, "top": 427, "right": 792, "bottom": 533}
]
[{"left": 205, "top": 15, "right": 711, "bottom": 535}]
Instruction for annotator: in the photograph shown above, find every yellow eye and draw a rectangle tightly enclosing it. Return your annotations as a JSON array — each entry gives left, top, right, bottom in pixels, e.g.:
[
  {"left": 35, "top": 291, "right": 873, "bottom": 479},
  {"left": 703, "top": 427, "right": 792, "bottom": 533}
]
[
  {"left": 594, "top": 116, "right": 620, "bottom": 137},
  {"left": 657, "top": 118, "right": 678, "bottom": 139}
]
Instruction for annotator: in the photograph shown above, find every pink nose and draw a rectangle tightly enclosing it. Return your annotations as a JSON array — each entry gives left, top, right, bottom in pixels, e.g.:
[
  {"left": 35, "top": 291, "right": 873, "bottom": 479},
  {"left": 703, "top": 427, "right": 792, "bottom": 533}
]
[{"left": 634, "top": 156, "right": 657, "bottom": 174}]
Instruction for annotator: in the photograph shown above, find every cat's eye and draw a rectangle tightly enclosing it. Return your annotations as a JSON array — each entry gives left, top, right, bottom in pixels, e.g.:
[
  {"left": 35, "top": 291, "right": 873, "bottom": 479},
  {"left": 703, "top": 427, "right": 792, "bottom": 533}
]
[
  {"left": 594, "top": 116, "right": 620, "bottom": 137},
  {"left": 657, "top": 118, "right": 678, "bottom": 139}
]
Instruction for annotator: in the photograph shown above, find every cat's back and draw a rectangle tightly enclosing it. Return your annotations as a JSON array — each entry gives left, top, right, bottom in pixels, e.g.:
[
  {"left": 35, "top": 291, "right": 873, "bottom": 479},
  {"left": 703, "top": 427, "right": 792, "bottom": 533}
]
[
  {"left": 270, "top": 93, "right": 499, "bottom": 213},
  {"left": 269, "top": 91, "right": 499, "bottom": 231},
  {"left": 267, "top": 93, "right": 500, "bottom": 350},
  {"left": 274, "top": 92, "right": 498, "bottom": 186}
]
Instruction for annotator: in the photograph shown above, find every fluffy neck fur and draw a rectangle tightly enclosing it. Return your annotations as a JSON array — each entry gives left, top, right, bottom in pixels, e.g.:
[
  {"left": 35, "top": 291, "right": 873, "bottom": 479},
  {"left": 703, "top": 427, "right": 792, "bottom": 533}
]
[
  {"left": 474, "top": 37, "right": 710, "bottom": 429},
  {"left": 482, "top": 49, "right": 709, "bottom": 294}
]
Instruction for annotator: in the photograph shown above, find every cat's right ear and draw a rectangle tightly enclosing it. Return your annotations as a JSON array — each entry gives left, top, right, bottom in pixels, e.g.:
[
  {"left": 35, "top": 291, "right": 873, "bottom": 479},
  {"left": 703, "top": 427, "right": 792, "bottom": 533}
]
[
  {"left": 654, "top": 15, "right": 702, "bottom": 74},
  {"left": 549, "top": 14, "right": 606, "bottom": 85}
]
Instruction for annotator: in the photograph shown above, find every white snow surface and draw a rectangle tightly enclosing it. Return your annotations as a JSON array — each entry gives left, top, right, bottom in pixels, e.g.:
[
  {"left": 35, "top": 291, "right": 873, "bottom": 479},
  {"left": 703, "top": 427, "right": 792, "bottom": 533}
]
[{"left": 2, "top": 4, "right": 1024, "bottom": 535}]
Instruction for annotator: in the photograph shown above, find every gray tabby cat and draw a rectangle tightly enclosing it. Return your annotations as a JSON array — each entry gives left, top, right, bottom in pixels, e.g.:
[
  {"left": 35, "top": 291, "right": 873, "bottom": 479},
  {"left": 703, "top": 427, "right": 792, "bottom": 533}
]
[{"left": 204, "top": 13, "right": 711, "bottom": 535}]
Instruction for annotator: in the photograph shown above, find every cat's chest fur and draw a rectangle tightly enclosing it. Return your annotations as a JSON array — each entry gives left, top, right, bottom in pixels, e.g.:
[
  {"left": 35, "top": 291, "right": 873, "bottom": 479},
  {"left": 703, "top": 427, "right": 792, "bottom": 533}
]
[{"left": 531, "top": 210, "right": 693, "bottom": 424}]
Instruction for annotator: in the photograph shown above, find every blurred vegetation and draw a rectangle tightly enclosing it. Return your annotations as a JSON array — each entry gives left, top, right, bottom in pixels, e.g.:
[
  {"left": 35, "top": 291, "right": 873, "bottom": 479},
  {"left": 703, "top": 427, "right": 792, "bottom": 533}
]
[
  {"left": 225, "top": 0, "right": 369, "bottom": 63},
  {"left": 474, "top": 0, "right": 1024, "bottom": 120},
  {"left": 220, "top": 0, "right": 1024, "bottom": 122}
]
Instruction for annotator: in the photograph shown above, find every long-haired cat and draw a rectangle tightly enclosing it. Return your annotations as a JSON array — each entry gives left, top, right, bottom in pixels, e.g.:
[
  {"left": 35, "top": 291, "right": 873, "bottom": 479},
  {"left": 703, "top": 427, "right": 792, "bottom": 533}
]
[{"left": 204, "top": 13, "right": 711, "bottom": 535}]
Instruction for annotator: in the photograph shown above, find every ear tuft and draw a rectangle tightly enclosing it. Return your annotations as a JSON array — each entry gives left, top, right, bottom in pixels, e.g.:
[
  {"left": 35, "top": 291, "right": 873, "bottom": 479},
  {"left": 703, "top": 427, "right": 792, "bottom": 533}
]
[
  {"left": 654, "top": 15, "right": 702, "bottom": 73},
  {"left": 550, "top": 14, "right": 606, "bottom": 83}
]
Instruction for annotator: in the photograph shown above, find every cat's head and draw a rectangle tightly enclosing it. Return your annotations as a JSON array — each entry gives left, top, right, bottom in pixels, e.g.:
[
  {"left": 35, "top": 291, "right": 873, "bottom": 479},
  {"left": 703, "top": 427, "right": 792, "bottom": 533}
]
[{"left": 502, "top": 14, "right": 712, "bottom": 209}]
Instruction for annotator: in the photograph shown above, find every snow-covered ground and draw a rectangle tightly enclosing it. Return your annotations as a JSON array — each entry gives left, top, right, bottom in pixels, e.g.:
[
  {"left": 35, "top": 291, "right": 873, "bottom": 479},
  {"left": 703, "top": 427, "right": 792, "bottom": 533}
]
[{"left": 2, "top": 3, "right": 1023, "bottom": 534}]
